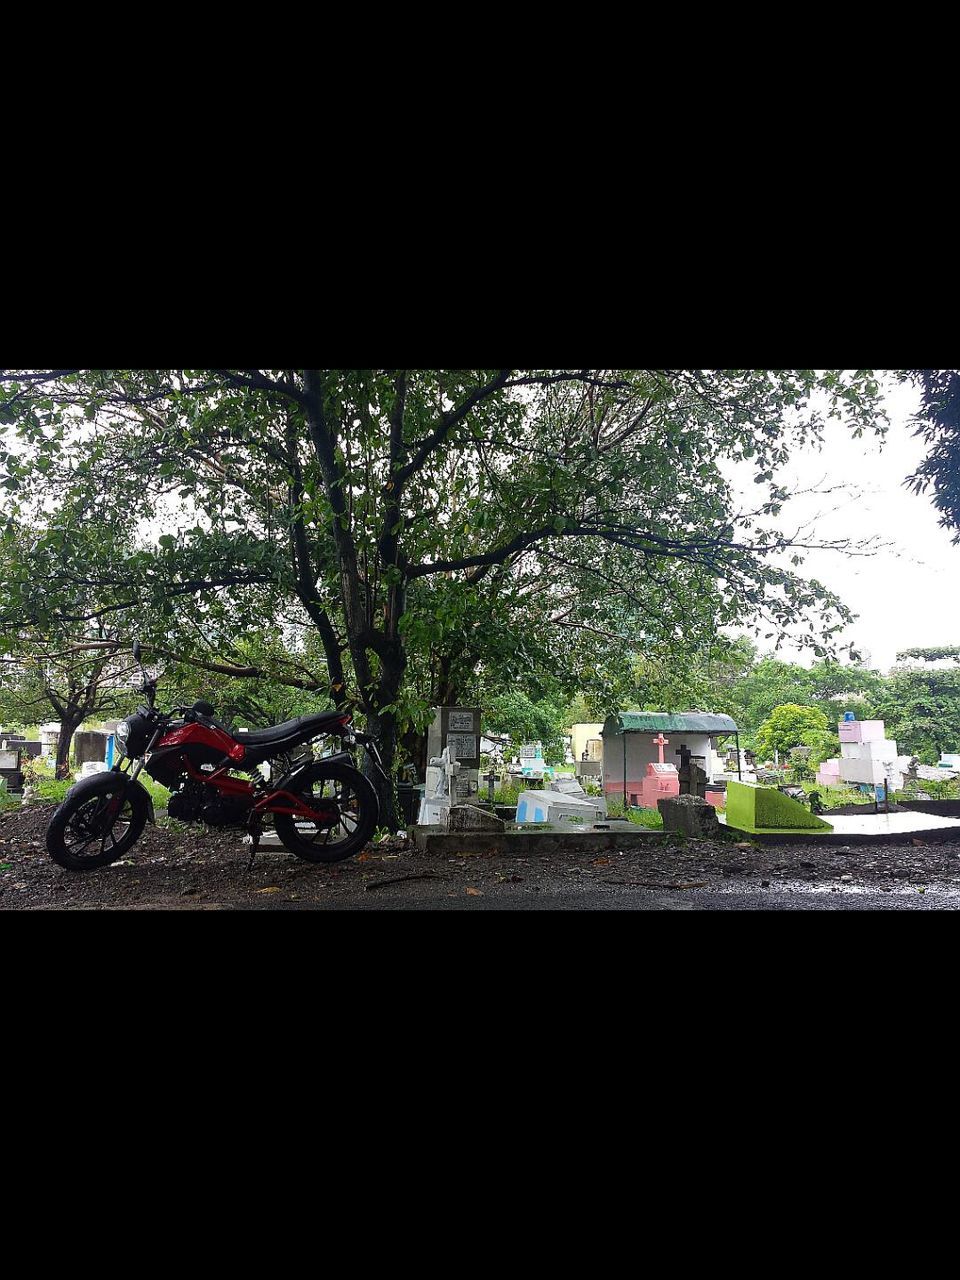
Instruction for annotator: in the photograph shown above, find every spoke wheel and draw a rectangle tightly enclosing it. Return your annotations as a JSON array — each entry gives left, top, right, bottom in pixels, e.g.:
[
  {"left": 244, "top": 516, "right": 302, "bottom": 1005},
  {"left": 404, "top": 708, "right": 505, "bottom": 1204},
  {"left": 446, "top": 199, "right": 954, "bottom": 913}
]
[
  {"left": 47, "top": 777, "right": 149, "bottom": 871},
  {"left": 273, "top": 761, "right": 379, "bottom": 863}
]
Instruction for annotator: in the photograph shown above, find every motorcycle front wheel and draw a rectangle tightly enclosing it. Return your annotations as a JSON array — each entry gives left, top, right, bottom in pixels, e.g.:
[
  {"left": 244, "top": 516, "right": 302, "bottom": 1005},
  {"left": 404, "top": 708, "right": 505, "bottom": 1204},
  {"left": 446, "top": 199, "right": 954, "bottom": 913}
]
[
  {"left": 273, "top": 761, "right": 379, "bottom": 863},
  {"left": 46, "top": 775, "right": 149, "bottom": 871}
]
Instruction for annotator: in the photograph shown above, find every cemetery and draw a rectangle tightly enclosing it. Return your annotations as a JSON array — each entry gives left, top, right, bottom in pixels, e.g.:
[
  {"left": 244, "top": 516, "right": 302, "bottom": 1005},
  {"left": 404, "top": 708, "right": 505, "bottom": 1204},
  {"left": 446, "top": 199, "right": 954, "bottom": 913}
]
[
  {"left": 5, "top": 680, "right": 960, "bottom": 909},
  {"left": 6, "top": 691, "right": 960, "bottom": 864},
  {"left": 3, "top": 370, "right": 960, "bottom": 907},
  {"left": 0, "top": 723, "right": 117, "bottom": 795},
  {"left": 390, "top": 701, "right": 960, "bottom": 855}
]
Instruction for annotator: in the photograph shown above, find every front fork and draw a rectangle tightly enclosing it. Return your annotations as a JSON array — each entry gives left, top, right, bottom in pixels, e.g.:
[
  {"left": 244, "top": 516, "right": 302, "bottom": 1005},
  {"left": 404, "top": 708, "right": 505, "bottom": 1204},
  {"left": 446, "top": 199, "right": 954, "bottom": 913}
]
[{"left": 105, "top": 726, "right": 162, "bottom": 824}]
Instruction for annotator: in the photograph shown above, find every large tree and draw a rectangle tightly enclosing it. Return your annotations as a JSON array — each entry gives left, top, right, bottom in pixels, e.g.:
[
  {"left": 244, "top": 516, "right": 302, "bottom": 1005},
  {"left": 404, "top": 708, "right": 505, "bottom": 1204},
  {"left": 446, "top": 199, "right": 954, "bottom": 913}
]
[
  {"left": 0, "top": 368, "right": 887, "bottom": 826},
  {"left": 755, "top": 703, "right": 830, "bottom": 761}
]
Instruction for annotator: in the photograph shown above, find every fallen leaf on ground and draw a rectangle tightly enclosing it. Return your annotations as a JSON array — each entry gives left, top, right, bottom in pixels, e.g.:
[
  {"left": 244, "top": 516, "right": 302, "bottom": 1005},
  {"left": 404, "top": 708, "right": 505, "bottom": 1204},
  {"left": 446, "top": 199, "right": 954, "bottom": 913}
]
[
  {"left": 465, "top": 887, "right": 483, "bottom": 896},
  {"left": 256, "top": 886, "right": 281, "bottom": 894}
]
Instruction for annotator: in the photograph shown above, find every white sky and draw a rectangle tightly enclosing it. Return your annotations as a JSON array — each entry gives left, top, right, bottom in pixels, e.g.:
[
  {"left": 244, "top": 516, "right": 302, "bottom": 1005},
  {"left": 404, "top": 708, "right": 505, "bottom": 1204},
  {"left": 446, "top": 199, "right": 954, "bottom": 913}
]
[{"left": 725, "top": 376, "right": 959, "bottom": 674}]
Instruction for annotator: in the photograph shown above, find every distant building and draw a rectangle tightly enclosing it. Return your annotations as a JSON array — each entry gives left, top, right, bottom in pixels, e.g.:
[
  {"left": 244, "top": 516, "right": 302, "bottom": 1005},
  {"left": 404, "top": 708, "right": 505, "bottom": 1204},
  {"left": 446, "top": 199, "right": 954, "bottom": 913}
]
[{"left": 570, "top": 723, "right": 603, "bottom": 762}]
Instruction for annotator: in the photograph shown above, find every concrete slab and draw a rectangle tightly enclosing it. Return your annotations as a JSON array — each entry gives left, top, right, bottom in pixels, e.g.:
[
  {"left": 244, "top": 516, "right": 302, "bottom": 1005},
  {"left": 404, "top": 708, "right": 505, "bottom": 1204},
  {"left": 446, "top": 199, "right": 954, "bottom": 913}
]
[
  {"left": 720, "top": 810, "right": 960, "bottom": 844},
  {"left": 814, "top": 811, "right": 960, "bottom": 836}
]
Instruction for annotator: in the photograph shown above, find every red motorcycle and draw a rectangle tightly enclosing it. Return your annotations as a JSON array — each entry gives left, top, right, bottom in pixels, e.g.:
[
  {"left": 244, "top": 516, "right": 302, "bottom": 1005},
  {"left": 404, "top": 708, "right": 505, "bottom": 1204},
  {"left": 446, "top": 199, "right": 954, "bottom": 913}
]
[{"left": 46, "top": 647, "right": 384, "bottom": 871}]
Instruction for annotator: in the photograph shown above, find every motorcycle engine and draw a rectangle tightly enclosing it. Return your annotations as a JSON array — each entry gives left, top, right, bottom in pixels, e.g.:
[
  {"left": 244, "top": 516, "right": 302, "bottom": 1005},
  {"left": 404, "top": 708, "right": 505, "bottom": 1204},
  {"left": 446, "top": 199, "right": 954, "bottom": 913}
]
[
  {"left": 167, "top": 780, "right": 205, "bottom": 822},
  {"left": 167, "top": 780, "right": 252, "bottom": 827},
  {"left": 198, "top": 793, "right": 252, "bottom": 827}
]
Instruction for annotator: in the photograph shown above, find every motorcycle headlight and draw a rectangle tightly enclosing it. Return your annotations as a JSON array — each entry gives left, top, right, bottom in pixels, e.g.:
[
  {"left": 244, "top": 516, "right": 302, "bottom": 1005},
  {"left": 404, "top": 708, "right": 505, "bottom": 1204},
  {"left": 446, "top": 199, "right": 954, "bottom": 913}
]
[
  {"left": 115, "top": 720, "right": 131, "bottom": 756},
  {"left": 119, "top": 712, "right": 154, "bottom": 758}
]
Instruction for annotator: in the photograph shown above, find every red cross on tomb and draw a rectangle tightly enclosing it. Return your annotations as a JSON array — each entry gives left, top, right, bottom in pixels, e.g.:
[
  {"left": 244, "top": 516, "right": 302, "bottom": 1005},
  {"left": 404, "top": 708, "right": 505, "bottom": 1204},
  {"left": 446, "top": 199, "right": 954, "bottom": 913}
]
[{"left": 653, "top": 732, "right": 669, "bottom": 764}]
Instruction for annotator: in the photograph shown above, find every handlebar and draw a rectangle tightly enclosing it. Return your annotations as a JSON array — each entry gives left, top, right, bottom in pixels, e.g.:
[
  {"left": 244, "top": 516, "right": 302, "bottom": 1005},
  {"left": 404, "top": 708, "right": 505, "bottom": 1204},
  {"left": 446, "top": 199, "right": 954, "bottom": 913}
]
[{"left": 161, "top": 702, "right": 217, "bottom": 722}]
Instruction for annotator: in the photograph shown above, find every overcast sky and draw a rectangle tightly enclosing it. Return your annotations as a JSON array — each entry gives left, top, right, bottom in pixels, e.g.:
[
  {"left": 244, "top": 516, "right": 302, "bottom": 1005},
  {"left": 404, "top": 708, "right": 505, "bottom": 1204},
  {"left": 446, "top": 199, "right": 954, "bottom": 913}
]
[{"left": 726, "top": 376, "right": 959, "bottom": 674}]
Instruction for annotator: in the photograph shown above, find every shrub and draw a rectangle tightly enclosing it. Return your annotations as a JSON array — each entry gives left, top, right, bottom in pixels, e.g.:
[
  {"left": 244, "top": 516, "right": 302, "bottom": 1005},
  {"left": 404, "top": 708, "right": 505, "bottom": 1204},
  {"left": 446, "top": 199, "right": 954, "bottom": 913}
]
[{"left": 492, "top": 779, "right": 523, "bottom": 805}]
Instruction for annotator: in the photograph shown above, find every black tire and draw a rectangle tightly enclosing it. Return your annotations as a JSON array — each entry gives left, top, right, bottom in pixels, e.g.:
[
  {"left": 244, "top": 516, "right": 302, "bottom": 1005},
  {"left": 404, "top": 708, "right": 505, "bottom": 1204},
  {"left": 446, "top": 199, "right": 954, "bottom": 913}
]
[
  {"left": 273, "top": 760, "right": 380, "bottom": 863},
  {"left": 47, "top": 775, "right": 149, "bottom": 871}
]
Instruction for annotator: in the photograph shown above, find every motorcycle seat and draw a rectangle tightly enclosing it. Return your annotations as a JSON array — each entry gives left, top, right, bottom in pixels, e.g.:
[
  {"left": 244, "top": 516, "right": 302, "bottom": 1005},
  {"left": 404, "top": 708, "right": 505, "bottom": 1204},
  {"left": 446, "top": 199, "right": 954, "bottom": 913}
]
[{"left": 235, "top": 711, "right": 349, "bottom": 748}]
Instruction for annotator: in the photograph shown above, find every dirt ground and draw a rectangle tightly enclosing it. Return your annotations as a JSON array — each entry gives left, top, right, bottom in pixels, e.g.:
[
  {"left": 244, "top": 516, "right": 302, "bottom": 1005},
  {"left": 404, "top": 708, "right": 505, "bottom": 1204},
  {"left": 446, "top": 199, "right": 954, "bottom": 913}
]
[{"left": 3, "top": 800, "right": 960, "bottom": 909}]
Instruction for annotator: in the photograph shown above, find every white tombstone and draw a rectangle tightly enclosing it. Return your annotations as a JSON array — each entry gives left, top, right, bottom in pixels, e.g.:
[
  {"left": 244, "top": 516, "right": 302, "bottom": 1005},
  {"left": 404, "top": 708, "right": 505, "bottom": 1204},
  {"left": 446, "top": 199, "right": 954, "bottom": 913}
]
[
  {"left": 77, "top": 761, "right": 109, "bottom": 779},
  {"left": 515, "top": 789, "right": 606, "bottom": 825},
  {"left": 418, "top": 748, "right": 463, "bottom": 825}
]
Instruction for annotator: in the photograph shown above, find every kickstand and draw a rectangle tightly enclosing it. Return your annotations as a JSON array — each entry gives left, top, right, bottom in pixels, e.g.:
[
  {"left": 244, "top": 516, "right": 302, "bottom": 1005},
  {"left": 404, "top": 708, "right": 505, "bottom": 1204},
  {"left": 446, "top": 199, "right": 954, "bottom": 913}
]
[{"left": 246, "top": 815, "right": 263, "bottom": 871}]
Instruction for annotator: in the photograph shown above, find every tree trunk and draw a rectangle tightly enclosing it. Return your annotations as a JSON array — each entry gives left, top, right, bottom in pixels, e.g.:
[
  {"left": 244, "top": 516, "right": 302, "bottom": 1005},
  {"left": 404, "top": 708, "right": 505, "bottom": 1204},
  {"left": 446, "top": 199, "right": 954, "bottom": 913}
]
[
  {"left": 55, "top": 714, "right": 83, "bottom": 779},
  {"left": 362, "top": 707, "right": 401, "bottom": 832},
  {"left": 402, "top": 728, "right": 428, "bottom": 780}
]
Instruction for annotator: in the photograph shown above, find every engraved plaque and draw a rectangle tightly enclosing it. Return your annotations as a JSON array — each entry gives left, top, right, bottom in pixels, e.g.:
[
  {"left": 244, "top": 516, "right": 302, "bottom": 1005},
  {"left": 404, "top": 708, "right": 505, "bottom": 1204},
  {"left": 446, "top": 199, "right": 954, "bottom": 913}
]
[{"left": 446, "top": 734, "right": 478, "bottom": 761}]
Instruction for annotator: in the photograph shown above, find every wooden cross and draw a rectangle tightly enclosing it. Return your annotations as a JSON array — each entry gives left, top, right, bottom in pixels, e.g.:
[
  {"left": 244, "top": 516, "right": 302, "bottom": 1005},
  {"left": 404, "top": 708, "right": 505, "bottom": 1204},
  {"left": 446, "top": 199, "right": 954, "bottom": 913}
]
[{"left": 653, "top": 732, "right": 669, "bottom": 764}]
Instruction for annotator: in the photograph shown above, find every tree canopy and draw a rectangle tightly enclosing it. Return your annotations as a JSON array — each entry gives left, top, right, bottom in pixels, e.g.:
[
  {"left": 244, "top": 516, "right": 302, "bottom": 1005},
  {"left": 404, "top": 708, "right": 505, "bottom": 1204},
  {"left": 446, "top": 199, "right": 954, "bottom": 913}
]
[
  {"left": 755, "top": 703, "right": 829, "bottom": 760},
  {"left": 903, "top": 369, "right": 960, "bottom": 541},
  {"left": 874, "top": 653, "right": 960, "bottom": 765}
]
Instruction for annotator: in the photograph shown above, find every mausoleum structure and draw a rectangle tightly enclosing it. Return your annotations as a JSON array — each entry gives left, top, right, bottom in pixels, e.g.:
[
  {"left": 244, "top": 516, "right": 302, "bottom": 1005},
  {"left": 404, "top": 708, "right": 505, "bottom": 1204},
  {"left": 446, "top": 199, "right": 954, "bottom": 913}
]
[
  {"left": 601, "top": 712, "right": 739, "bottom": 809},
  {"left": 816, "top": 713, "right": 906, "bottom": 794}
]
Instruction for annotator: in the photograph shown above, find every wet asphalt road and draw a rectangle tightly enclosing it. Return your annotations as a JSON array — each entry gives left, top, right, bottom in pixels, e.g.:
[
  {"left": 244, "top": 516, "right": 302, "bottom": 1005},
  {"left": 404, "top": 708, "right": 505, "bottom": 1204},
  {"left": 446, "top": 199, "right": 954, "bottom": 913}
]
[{"left": 278, "top": 878, "right": 960, "bottom": 910}]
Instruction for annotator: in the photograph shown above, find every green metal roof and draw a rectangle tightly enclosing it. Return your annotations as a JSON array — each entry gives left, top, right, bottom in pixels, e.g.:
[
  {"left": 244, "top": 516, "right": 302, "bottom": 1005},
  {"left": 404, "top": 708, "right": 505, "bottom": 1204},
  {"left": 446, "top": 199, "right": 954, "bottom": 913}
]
[{"left": 602, "top": 711, "right": 738, "bottom": 736}]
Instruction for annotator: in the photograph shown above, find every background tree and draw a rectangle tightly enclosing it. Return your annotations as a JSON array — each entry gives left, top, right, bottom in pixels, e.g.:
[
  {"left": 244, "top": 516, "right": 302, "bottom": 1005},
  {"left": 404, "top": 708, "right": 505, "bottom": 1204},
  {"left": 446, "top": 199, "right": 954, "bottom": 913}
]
[
  {"left": 483, "top": 690, "right": 570, "bottom": 764},
  {"left": 754, "top": 704, "right": 829, "bottom": 762},
  {"left": 874, "top": 651, "right": 960, "bottom": 764},
  {"left": 715, "top": 655, "right": 882, "bottom": 745},
  {"left": 0, "top": 635, "right": 138, "bottom": 776}
]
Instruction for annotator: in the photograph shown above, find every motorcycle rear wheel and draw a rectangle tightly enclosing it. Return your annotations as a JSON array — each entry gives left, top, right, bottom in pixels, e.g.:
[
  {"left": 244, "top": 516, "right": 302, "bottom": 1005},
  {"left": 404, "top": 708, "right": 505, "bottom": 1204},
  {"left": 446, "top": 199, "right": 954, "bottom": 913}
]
[
  {"left": 47, "top": 776, "right": 149, "bottom": 871},
  {"left": 273, "top": 761, "right": 379, "bottom": 863}
]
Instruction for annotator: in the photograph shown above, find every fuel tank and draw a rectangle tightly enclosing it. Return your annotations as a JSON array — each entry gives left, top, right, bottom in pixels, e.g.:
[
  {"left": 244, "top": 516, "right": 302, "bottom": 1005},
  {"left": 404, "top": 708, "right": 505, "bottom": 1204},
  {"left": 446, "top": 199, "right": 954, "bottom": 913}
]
[{"left": 145, "top": 721, "right": 246, "bottom": 787}]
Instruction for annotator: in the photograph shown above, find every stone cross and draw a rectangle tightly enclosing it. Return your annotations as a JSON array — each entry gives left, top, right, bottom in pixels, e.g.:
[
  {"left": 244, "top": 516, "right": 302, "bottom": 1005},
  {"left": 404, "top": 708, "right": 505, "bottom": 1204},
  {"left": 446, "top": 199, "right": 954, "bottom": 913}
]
[{"left": 653, "top": 732, "right": 669, "bottom": 764}]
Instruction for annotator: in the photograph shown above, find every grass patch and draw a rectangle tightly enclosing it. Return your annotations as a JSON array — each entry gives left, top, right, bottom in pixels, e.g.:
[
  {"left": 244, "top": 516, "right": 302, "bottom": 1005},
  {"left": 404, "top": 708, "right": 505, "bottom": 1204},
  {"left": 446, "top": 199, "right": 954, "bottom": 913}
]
[
  {"left": 796, "top": 781, "right": 907, "bottom": 809},
  {"left": 605, "top": 797, "right": 664, "bottom": 828},
  {"left": 35, "top": 778, "right": 72, "bottom": 804},
  {"left": 493, "top": 780, "right": 524, "bottom": 805},
  {"left": 139, "top": 776, "right": 172, "bottom": 810},
  {"left": 20, "top": 757, "right": 172, "bottom": 811},
  {"left": 628, "top": 807, "right": 664, "bottom": 829}
]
